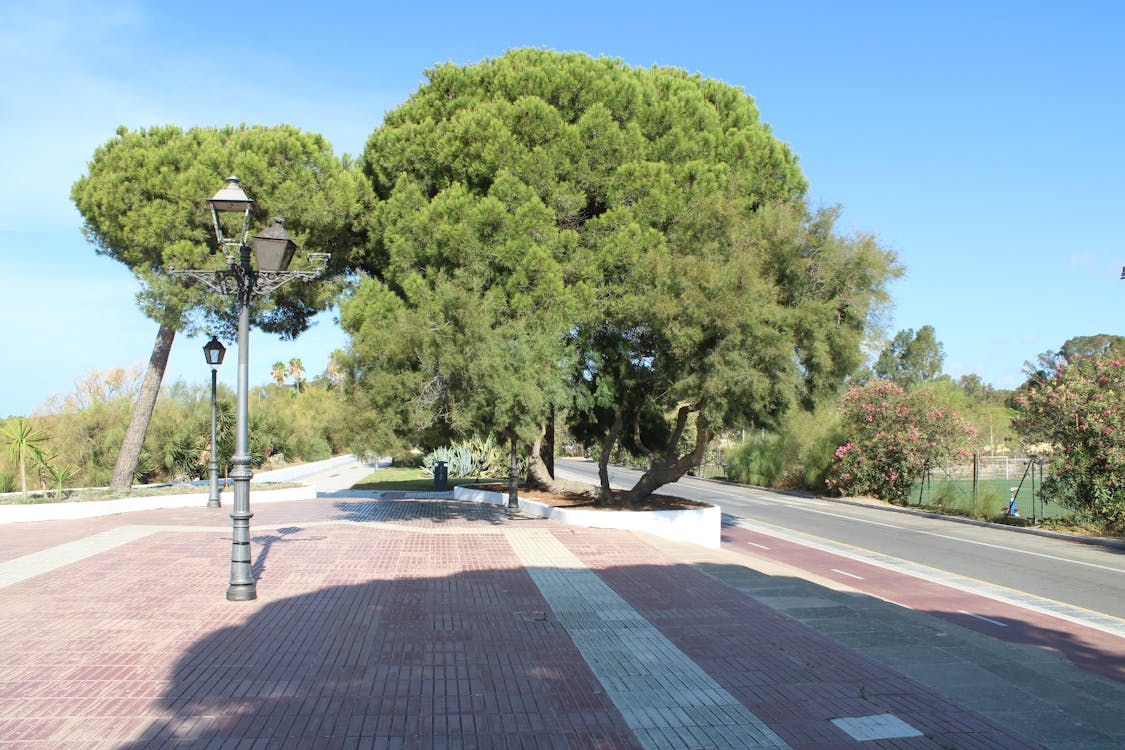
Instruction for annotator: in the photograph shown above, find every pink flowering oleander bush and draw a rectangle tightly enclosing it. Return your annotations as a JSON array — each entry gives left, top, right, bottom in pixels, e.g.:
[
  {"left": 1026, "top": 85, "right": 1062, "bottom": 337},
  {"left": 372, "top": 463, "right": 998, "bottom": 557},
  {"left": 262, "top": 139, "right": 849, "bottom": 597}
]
[
  {"left": 1013, "top": 355, "right": 1125, "bottom": 531},
  {"left": 827, "top": 379, "right": 977, "bottom": 504}
]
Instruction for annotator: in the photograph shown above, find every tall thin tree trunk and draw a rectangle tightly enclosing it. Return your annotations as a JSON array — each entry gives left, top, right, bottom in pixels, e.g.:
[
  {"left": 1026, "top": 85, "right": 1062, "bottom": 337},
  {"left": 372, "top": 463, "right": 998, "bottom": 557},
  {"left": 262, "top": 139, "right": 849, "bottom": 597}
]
[
  {"left": 110, "top": 324, "right": 176, "bottom": 490},
  {"left": 17, "top": 444, "right": 26, "bottom": 499}
]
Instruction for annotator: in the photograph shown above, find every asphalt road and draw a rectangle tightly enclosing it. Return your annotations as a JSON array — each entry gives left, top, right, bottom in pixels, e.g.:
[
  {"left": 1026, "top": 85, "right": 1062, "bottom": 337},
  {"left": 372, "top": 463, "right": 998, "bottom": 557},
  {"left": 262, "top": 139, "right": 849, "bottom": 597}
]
[{"left": 555, "top": 458, "right": 1125, "bottom": 625}]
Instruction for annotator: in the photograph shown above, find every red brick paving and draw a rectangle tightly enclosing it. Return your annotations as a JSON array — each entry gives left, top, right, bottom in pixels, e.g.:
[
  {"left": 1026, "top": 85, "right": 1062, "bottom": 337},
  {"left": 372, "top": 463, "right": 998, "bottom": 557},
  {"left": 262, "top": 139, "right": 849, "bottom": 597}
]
[{"left": 0, "top": 496, "right": 1047, "bottom": 748}]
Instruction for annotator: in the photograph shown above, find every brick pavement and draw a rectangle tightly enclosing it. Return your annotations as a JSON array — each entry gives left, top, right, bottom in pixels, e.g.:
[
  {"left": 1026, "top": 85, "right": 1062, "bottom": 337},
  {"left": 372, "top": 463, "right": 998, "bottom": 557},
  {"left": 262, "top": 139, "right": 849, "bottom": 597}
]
[{"left": 0, "top": 492, "right": 1051, "bottom": 749}]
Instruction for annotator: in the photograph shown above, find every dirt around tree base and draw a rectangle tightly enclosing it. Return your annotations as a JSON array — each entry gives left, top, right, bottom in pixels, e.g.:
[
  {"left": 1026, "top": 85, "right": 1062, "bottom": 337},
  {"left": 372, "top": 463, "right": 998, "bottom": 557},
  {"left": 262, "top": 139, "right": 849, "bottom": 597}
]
[{"left": 469, "top": 483, "right": 710, "bottom": 511}]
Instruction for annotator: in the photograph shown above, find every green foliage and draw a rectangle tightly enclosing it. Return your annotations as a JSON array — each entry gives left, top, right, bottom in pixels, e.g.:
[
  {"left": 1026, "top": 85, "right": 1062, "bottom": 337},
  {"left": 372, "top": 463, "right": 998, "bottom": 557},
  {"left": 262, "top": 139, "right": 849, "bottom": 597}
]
[
  {"left": 799, "top": 415, "right": 847, "bottom": 492},
  {"left": 873, "top": 326, "right": 945, "bottom": 389},
  {"left": 16, "top": 368, "right": 348, "bottom": 488},
  {"left": 71, "top": 124, "right": 367, "bottom": 337},
  {"left": 421, "top": 435, "right": 506, "bottom": 478},
  {"left": 828, "top": 379, "right": 978, "bottom": 504},
  {"left": 36, "top": 369, "right": 136, "bottom": 486},
  {"left": 345, "top": 49, "right": 901, "bottom": 502},
  {"left": 33, "top": 449, "right": 79, "bottom": 500},
  {"left": 920, "top": 376, "right": 1016, "bottom": 455},
  {"left": 422, "top": 445, "right": 473, "bottom": 479},
  {"left": 1013, "top": 354, "right": 1125, "bottom": 530},
  {"left": 0, "top": 473, "right": 15, "bottom": 494},
  {"left": 1025, "top": 334, "right": 1125, "bottom": 384},
  {"left": 724, "top": 405, "right": 842, "bottom": 492},
  {"left": 2, "top": 417, "right": 48, "bottom": 497},
  {"left": 725, "top": 433, "right": 792, "bottom": 488}
]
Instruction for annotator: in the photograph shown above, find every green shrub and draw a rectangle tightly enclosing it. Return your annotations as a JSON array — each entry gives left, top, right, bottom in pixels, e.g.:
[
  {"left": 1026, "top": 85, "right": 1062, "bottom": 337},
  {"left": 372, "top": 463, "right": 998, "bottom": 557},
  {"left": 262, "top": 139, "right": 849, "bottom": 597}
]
[
  {"left": 725, "top": 433, "right": 791, "bottom": 487},
  {"left": 801, "top": 425, "right": 846, "bottom": 494},
  {"left": 827, "top": 380, "right": 977, "bottom": 504},
  {"left": 1014, "top": 355, "right": 1125, "bottom": 531}
]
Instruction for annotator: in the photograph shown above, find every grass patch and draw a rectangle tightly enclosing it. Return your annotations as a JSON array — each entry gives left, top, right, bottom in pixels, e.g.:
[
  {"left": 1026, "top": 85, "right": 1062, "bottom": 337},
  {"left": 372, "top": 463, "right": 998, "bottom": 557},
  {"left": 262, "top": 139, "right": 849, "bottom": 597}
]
[
  {"left": 910, "top": 477, "right": 1075, "bottom": 521},
  {"left": 351, "top": 467, "right": 504, "bottom": 492}
]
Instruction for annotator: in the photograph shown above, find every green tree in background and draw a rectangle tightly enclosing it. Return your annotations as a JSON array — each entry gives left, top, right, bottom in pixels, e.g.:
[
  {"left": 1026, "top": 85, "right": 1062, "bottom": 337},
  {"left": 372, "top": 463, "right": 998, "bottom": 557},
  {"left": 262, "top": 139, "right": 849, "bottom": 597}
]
[
  {"left": 1022, "top": 334, "right": 1125, "bottom": 387},
  {"left": 344, "top": 49, "right": 901, "bottom": 502},
  {"left": 71, "top": 124, "right": 367, "bottom": 490},
  {"left": 873, "top": 325, "right": 945, "bottom": 389}
]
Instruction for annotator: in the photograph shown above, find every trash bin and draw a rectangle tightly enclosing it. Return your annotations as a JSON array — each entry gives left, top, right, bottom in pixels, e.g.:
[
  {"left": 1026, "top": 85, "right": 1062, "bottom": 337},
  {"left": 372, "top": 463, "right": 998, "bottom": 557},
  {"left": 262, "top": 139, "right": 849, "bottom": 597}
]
[{"left": 433, "top": 460, "right": 449, "bottom": 491}]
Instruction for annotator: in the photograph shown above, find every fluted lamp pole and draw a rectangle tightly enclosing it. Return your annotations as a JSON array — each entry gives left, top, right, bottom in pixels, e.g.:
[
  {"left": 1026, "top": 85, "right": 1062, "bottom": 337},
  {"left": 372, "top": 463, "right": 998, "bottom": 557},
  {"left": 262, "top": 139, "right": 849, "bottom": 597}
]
[
  {"left": 203, "top": 336, "right": 226, "bottom": 508},
  {"left": 170, "top": 176, "right": 328, "bottom": 601}
]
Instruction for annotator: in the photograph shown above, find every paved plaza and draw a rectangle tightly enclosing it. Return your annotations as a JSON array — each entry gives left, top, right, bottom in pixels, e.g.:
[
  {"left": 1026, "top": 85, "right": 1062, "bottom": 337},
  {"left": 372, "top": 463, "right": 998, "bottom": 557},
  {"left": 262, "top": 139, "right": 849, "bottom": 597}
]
[{"left": 0, "top": 460, "right": 1122, "bottom": 749}]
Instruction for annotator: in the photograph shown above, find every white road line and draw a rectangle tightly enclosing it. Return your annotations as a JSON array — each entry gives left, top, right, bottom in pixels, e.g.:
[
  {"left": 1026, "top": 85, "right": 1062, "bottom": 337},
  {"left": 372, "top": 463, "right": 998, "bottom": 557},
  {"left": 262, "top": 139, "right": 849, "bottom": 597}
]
[
  {"left": 728, "top": 516, "right": 1125, "bottom": 639},
  {"left": 831, "top": 568, "right": 864, "bottom": 580},
  {"left": 959, "top": 610, "right": 1008, "bottom": 627},
  {"left": 745, "top": 541, "right": 771, "bottom": 550}
]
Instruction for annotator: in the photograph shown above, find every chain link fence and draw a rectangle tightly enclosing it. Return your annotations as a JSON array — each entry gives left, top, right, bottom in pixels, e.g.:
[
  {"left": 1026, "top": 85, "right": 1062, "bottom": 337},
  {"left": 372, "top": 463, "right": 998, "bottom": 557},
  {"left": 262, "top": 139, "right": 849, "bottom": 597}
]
[{"left": 912, "top": 454, "right": 1074, "bottom": 522}]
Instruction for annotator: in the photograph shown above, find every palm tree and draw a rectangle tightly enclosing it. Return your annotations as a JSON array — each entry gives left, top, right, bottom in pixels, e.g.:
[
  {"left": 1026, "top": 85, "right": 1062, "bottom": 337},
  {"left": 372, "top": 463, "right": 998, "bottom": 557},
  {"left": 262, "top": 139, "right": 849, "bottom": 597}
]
[
  {"left": 325, "top": 350, "right": 345, "bottom": 390},
  {"left": 33, "top": 447, "right": 79, "bottom": 500},
  {"left": 271, "top": 361, "right": 287, "bottom": 387},
  {"left": 287, "top": 358, "right": 305, "bottom": 394},
  {"left": 2, "top": 418, "right": 47, "bottom": 499}
]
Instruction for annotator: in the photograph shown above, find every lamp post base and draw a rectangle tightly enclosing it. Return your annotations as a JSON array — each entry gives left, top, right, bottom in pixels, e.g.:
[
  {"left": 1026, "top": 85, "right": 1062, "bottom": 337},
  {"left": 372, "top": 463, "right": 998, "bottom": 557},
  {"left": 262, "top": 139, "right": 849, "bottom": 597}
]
[
  {"left": 227, "top": 451, "right": 255, "bottom": 602},
  {"left": 226, "top": 583, "right": 257, "bottom": 601}
]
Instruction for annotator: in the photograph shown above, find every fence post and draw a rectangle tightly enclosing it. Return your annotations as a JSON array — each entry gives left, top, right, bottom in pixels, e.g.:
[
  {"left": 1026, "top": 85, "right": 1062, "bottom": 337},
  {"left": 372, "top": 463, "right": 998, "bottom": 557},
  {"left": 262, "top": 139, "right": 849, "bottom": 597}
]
[{"left": 972, "top": 453, "right": 979, "bottom": 512}]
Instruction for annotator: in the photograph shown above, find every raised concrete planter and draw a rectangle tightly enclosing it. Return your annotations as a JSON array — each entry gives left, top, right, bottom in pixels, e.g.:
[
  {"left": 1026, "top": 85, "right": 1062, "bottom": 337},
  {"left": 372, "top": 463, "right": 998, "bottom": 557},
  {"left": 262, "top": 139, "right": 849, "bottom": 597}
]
[
  {"left": 454, "top": 485, "right": 720, "bottom": 548},
  {"left": 0, "top": 484, "right": 316, "bottom": 524}
]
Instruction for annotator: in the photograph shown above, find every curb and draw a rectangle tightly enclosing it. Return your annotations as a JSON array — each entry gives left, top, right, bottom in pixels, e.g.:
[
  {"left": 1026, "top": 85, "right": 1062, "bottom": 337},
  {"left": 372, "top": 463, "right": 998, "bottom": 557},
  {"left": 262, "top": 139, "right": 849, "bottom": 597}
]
[
  {"left": 0, "top": 483, "right": 316, "bottom": 524},
  {"left": 454, "top": 485, "right": 721, "bottom": 548}
]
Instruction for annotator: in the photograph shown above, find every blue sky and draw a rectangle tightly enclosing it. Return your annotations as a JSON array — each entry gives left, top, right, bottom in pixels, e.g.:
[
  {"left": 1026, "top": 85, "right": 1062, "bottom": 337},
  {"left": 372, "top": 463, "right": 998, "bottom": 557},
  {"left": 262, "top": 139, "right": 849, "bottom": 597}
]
[{"left": 1, "top": 0, "right": 1122, "bottom": 417}]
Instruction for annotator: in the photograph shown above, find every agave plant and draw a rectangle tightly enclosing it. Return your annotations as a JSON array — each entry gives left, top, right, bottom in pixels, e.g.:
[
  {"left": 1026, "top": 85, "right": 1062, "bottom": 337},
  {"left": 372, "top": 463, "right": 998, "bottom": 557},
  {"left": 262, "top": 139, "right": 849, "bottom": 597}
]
[
  {"left": 421, "top": 443, "right": 477, "bottom": 479},
  {"left": 421, "top": 446, "right": 455, "bottom": 478},
  {"left": 465, "top": 435, "right": 505, "bottom": 478}
]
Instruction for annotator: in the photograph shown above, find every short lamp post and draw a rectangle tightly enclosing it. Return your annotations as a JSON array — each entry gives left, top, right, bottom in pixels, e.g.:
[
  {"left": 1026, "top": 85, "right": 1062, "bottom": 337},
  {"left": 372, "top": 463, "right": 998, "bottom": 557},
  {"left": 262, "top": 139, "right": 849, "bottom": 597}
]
[
  {"left": 203, "top": 336, "right": 226, "bottom": 508},
  {"left": 172, "top": 177, "right": 328, "bottom": 601}
]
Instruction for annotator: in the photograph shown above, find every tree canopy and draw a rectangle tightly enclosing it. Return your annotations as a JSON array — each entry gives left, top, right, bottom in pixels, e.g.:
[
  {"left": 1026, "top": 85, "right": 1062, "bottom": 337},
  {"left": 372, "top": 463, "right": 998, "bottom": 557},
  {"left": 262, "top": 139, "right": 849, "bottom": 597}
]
[
  {"left": 72, "top": 124, "right": 366, "bottom": 338},
  {"left": 342, "top": 48, "right": 901, "bottom": 500}
]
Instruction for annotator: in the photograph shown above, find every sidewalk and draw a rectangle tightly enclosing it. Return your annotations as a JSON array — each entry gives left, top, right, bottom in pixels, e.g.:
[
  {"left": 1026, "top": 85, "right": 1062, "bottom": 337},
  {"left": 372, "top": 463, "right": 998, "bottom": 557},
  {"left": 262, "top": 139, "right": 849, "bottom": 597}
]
[{"left": 0, "top": 461, "right": 1121, "bottom": 749}]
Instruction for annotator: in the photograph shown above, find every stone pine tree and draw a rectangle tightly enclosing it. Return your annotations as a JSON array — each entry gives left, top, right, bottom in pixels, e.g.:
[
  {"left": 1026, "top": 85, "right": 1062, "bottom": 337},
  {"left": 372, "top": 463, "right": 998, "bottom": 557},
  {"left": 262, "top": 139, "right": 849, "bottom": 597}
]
[
  {"left": 344, "top": 49, "right": 900, "bottom": 502},
  {"left": 72, "top": 124, "right": 367, "bottom": 490}
]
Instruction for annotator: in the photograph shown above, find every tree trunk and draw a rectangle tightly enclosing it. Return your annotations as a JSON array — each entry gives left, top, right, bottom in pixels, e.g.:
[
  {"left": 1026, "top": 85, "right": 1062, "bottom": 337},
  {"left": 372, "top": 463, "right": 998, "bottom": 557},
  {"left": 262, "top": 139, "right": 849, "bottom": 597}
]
[
  {"left": 525, "top": 426, "right": 596, "bottom": 496},
  {"left": 541, "top": 409, "right": 555, "bottom": 478},
  {"left": 525, "top": 430, "right": 565, "bottom": 493},
  {"left": 622, "top": 413, "right": 712, "bottom": 504},
  {"left": 110, "top": 324, "right": 176, "bottom": 490},
  {"left": 596, "top": 412, "right": 624, "bottom": 505},
  {"left": 17, "top": 444, "right": 27, "bottom": 499}
]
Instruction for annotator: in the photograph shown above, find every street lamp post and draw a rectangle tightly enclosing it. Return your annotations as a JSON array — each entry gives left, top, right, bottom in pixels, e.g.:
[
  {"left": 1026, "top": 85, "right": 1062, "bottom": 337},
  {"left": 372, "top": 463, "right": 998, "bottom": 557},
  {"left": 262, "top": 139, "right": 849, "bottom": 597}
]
[
  {"left": 172, "top": 177, "right": 328, "bottom": 601},
  {"left": 203, "top": 336, "right": 227, "bottom": 508}
]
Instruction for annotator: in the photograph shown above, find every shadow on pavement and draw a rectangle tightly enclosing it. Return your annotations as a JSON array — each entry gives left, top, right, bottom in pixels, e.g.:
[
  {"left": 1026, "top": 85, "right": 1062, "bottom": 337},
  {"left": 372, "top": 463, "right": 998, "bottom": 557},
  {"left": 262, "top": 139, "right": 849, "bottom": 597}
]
[{"left": 108, "top": 549, "right": 1090, "bottom": 749}]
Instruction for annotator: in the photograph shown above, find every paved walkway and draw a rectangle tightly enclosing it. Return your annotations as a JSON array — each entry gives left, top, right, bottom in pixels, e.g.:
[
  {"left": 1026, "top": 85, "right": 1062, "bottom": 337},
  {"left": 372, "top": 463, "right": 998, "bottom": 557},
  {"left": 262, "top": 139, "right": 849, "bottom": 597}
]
[{"left": 0, "top": 460, "right": 1121, "bottom": 748}]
